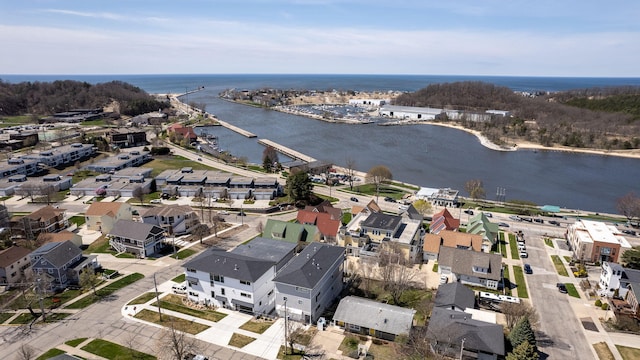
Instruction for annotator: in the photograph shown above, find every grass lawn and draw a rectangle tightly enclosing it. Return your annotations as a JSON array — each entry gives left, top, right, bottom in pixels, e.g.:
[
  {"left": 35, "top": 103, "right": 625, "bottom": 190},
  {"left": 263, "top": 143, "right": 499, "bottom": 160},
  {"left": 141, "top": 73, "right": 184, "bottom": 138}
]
[
  {"left": 368, "top": 340, "right": 397, "bottom": 360},
  {"left": 229, "top": 333, "right": 256, "bottom": 348},
  {"left": 10, "top": 313, "right": 36, "bottom": 324},
  {"left": 544, "top": 237, "right": 555, "bottom": 248},
  {"left": 350, "top": 183, "right": 408, "bottom": 199},
  {"left": 69, "top": 215, "right": 86, "bottom": 227},
  {"left": 172, "top": 274, "right": 186, "bottom": 283},
  {"left": 173, "top": 248, "right": 196, "bottom": 260},
  {"left": 565, "top": 283, "right": 580, "bottom": 298},
  {"left": 593, "top": 342, "right": 615, "bottom": 360},
  {"left": 338, "top": 335, "right": 361, "bottom": 355},
  {"left": 66, "top": 273, "right": 144, "bottom": 309},
  {"left": 127, "top": 292, "right": 157, "bottom": 305},
  {"left": 0, "top": 312, "right": 15, "bottom": 323},
  {"left": 563, "top": 256, "right": 573, "bottom": 263},
  {"left": 277, "top": 346, "right": 305, "bottom": 360},
  {"left": 512, "top": 265, "right": 528, "bottom": 298},
  {"left": 509, "top": 235, "right": 520, "bottom": 260},
  {"left": 135, "top": 309, "right": 210, "bottom": 334},
  {"left": 616, "top": 345, "right": 640, "bottom": 360},
  {"left": 432, "top": 262, "right": 438, "bottom": 272},
  {"left": 11, "top": 288, "right": 82, "bottom": 310},
  {"left": 65, "top": 338, "right": 88, "bottom": 347},
  {"left": 147, "top": 156, "right": 217, "bottom": 177},
  {"left": 84, "top": 235, "right": 113, "bottom": 254},
  {"left": 239, "top": 319, "right": 275, "bottom": 334},
  {"left": 152, "top": 294, "right": 227, "bottom": 322},
  {"left": 503, "top": 265, "right": 512, "bottom": 296},
  {"left": 35, "top": 348, "right": 65, "bottom": 360},
  {"left": 499, "top": 232, "right": 507, "bottom": 258},
  {"left": 81, "top": 338, "right": 156, "bottom": 360},
  {"left": 551, "top": 255, "right": 570, "bottom": 277}
]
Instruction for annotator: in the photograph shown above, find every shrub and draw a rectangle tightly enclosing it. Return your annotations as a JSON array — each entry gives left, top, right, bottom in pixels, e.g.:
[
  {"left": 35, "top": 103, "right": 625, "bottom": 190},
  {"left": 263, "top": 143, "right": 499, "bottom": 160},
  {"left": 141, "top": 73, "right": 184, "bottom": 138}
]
[
  {"left": 601, "top": 303, "right": 609, "bottom": 310},
  {"left": 595, "top": 299, "right": 602, "bottom": 307}
]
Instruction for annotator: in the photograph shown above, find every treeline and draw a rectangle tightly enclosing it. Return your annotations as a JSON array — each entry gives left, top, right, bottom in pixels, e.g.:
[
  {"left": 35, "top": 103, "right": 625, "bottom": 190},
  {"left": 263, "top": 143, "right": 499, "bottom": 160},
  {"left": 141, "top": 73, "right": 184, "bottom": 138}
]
[
  {"left": 0, "top": 79, "right": 169, "bottom": 117},
  {"left": 393, "top": 81, "right": 640, "bottom": 150}
]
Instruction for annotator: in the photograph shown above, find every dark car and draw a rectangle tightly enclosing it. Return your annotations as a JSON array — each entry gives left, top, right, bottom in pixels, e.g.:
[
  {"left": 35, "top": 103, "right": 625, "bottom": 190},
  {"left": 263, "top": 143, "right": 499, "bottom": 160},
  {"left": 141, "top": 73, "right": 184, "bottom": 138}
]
[
  {"left": 498, "top": 222, "right": 509, "bottom": 227},
  {"left": 464, "top": 209, "right": 474, "bottom": 215},
  {"left": 238, "top": 211, "right": 246, "bottom": 216},
  {"left": 350, "top": 197, "right": 359, "bottom": 202},
  {"left": 524, "top": 264, "right": 532, "bottom": 274},
  {"left": 549, "top": 220, "right": 561, "bottom": 226},
  {"left": 384, "top": 197, "right": 396, "bottom": 203},
  {"left": 622, "top": 229, "right": 637, "bottom": 236},
  {"left": 557, "top": 283, "right": 568, "bottom": 294},
  {"left": 533, "top": 218, "right": 544, "bottom": 224}
]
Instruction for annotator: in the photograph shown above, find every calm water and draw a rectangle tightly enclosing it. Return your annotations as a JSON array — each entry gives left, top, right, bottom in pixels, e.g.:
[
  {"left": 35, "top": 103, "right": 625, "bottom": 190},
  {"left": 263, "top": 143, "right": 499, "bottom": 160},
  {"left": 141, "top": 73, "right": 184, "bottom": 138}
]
[{"left": 3, "top": 74, "right": 640, "bottom": 213}]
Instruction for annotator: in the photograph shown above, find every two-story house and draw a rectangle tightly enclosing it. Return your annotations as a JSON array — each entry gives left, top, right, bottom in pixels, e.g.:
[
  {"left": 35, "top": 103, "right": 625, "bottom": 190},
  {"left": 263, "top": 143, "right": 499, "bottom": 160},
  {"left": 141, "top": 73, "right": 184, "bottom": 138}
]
[
  {"left": 438, "top": 246, "right": 503, "bottom": 290},
  {"left": 107, "top": 220, "right": 165, "bottom": 258},
  {"left": 599, "top": 261, "right": 640, "bottom": 298},
  {"left": 11, "top": 205, "right": 69, "bottom": 240},
  {"left": 0, "top": 246, "right": 32, "bottom": 285},
  {"left": 423, "top": 230, "right": 483, "bottom": 262},
  {"left": 29, "top": 240, "right": 99, "bottom": 291},
  {"left": 141, "top": 205, "right": 200, "bottom": 236},
  {"left": 273, "top": 243, "right": 345, "bottom": 324},
  {"left": 85, "top": 202, "right": 133, "bottom": 234},
  {"left": 183, "top": 238, "right": 297, "bottom": 314},
  {"left": 430, "top": 208, "right": 460, "bottom": 234},
  {"left": 296, "top": 209, "right": 341, "bottom": 244},
  {"left": 465, "top": 213, "right": 499, "bottom": 252},
  {"left": 262, "top": 219, "right": 320, "bottom": 251}
]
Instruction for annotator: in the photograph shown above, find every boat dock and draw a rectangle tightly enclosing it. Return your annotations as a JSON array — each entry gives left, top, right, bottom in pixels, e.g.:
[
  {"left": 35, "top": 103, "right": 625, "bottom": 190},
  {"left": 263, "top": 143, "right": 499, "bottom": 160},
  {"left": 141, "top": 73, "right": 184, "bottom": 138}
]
[
  {"left": 258, "top": 139, "right": 316, "bottom": 162},
  {"left": 214, "top": 118, "right": 257, "bottom": 138}
]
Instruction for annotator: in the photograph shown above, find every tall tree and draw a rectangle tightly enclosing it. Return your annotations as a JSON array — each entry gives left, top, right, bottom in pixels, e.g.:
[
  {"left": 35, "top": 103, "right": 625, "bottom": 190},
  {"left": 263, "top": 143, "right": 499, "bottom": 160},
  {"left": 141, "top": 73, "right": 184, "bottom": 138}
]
[
  {"left": 286, "top": 171, "right": 313, "bottom": 203},
  {"left": 345, "top": 157, "right": 357, "bottom": 190},
  {"left": 15, "top": 344, "right": 36, "bottom": 360},
  {"left": 506, "top": 340, "right": 539, "bottom": 360},
  {"left": 412, "top": 199, "right": 432, "bottom": 216},
  {"left": 79, "top": 268, "right": 101, "bottom": 297},
  {"left": 621, "top": 246, "right": 640, "bottom": 270},
  {"left": 501, "top": 302, "right": 539, "bottom": 331},
  {"left": 366, "top": 165, "right": 393, "bottom": 203},
  {"left": 262, "top": 146, "right": 279, "bottom": 172},
  {"left": 616, "top": 191, "right": 640, "bottom": 222},
  {"left": 509, "top": 317, "right": 537, "bottom": 351},
  {"left": 464, "top": 179, "right": 486, "bottom": 200},
  {"left": 157, "top": 319, "right": 199, "bottom": 360}
]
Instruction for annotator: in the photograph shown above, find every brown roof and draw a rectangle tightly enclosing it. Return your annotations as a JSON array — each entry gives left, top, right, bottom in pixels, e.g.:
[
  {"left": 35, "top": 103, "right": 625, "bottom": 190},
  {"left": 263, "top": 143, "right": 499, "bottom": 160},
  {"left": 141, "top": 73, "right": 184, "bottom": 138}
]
[
  {"left": 25, "top": 205, "right": 65, "bottom": 221},
  {"left": 142, "top": 204, "right": 195, "bottom": 218},
  {"left": 0, "top": 246, "right": 31, "bottom": 267},
  {"left": 423, "top": 230, "right": 483, "bottom": 254},
  {"left": 85, "top": 202, "right": 126, "bottom": 217},
  {"left": 36, "top": 230, "right": 77, "bottom": 244}
]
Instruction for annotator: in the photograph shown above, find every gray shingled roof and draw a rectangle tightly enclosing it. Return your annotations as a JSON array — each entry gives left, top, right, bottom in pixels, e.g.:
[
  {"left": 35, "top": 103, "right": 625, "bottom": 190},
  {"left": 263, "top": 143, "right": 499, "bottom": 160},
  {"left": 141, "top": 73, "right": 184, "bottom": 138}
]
[
  {"left": 31, "top": 240, "right": 82, "bottom": 268},
  {"left": 438, "top": 246, "right": 502, "bottom": 281},
  {"left": 428, "top": 307, "right": 505, "bottom": 356},
  {"left": 434, "top": 282, "right": 476, "bottom": 310},
  {"left": 231, "top": 237, "right": 296, "bottom": 266},
  {"left": 361, "top": 212, "right": 401, "bottom": 231},
  {"left": 333, "top": 296, "right": 415, "bottom": 336},
  {"left": 273, "top": 244, "right": 345, "bottom": 288},
  {"left": 184, "top": 247, "right": 274, "bottom": 282},
  {"left": 109, "top": 219, "right": 164, "bottom": 241}
]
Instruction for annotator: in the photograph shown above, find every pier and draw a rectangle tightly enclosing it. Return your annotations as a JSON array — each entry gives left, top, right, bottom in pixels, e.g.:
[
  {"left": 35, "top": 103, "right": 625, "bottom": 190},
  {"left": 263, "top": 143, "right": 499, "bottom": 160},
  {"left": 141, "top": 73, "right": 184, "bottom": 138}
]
[
  {"left": 258, "top": 139, "right": 316, "bottom": 162},
  {"left": 215, "top": 118, "right": 257, "bottom": 138}
]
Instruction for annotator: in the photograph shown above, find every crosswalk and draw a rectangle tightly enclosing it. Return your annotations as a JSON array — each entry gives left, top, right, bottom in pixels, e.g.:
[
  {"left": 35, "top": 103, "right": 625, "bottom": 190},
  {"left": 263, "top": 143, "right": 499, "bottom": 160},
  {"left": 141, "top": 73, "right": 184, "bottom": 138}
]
[{"left": 163, "top": 238, "right": 190, "bottom": 248}]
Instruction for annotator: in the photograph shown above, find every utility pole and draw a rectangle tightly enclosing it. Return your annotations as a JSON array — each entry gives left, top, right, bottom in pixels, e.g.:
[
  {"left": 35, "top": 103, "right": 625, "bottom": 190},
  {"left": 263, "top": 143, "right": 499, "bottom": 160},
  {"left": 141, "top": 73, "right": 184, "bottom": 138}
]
[
  {"left": 283, "top": 299, "right": 288, "bottom": 356},
  {"left": 37, "top": 278, "right": 46, "bottom": 322},
  {"left": 153, "top": 273, "right": 162, "bottom": 322},
  {"left": 459, "top": 338, "right": 466, "bottom": 360}
]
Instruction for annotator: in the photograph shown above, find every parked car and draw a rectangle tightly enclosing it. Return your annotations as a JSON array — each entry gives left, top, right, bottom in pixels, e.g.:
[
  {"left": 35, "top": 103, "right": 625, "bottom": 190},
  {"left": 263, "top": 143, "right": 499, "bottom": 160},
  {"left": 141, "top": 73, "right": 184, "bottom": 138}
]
[
  {"left": 384, "top": 197, "right": 396, "bottom": 203},
  {"left": 161, "top": 193, "right": 170, "bottom": 199},
  {"left": 522, "top": 217, "right": 533, "bottom": 222},
  {"left": 557, "top": 283, "right": 568, "bottom": 294},
  {"left": 350, "top": 197, "right": 359, "bottom": 202},
  {"left": 622, "top": 229, "right": 637, "bottom": 236},
  {"left": 238, "top": 211, "right": 246, "bottom": 216},
  {"left": 197, "top": 157, "right": 202, "bottom": 161},
  {"left": 150, "top": 199, "right": 162, "bottom": 204},
  {"left": 184, "top": 354, "right": 208, "bottom": 360},
  {"left": 483, "top": 212, "right": 493, "bottom": 218},
  {"left": 524, "top": 264, "right": 533, "bottom": 274},
  {"left": 498, "top": 222, "right": 509, "bottom": 227},
  {"left": 219, "top": 210, "right": 229, "bottom": 215},
  {"left": 519, "top": 251, "right": 528, "bottom": 258},
  {"left": 533, "top": 218, "right": 544, "bottom": 224},
  {"left": 172, "top": 282, "right": 187, "bottom": 295},
  {"left": 518, "top": 243, "right": 526, "bottom": 251},
  {"left": 549, "top": 220, "right": 561, "bottom": 226},
  {"left": 509, "top": 215, "right": 522, "bottom": 221},
  {"left": 464, "top": 209, "right": 474, "bottom": 215}
]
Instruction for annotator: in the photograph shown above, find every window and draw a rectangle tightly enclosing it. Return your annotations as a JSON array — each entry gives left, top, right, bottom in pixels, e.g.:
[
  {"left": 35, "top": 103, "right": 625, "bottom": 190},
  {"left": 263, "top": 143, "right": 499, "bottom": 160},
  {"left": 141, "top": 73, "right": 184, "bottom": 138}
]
[
  {"left": 298, "top": 299, "right": 303, "bottom": 305},
  {"left": 188, "top": 278, "right": 198, "bottom": 286},
  {"left": 221, "top": 288, "right": 225, "bottom": 295},
  {"left": 211, "top": 291, "right": 215, "bottom": 298},
  {"left": 187, "top": 268, "right": 196, "bottom": 273},
  {"left": 283, "top": 296, "right": 287, "bottom": 301},
  {"left": 349, "top": 324, "right": 360, "bottom": 331},
  {"left": 240, "top": 280, "right": 251, "bottom": 285},
  {"left": 268, "top": 290, "right": 274, "bottom": 296},
  {"left": 240, "top": 292, "right": 251, "bottom": 298},
  {"left": 213, "top": 274, "right": 224, "bottom": 283},
  {"left": 48, "top": 269, "right": 54, "bottom": 274}
]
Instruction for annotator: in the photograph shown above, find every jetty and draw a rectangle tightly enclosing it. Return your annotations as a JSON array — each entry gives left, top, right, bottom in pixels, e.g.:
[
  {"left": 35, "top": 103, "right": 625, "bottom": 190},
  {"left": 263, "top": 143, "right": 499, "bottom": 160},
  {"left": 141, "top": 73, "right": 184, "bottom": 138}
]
[
  {"left": 258, "top": 139, "right": 316, "bottom": 162},
  {"left": 214, "top": 118, "right": 257, "bottom": 138}
]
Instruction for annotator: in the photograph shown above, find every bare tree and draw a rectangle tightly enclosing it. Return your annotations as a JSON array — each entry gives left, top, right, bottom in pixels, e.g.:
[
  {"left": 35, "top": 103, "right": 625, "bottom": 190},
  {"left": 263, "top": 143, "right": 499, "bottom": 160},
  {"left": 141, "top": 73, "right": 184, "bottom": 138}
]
[
  {"left": 501, "top": 301, "right": 539, "bottom": 331},
  {"left": 192, "top": 223, "right": 210, "bottom": 245},
  {"left": 15, "top": 343, "right": 36, "bottom": 360},
  {"left": 366, "top": 165, "right": 393, "bottom": 203},
  {"left": 378, "top": 243, "right": 416, "bottom": 305},
  {"left": 616, "top": 191, "right": 640, "bottom": 222},
  {"left": 79, "top": 268, "right": 101, "bottom": 297},
  {"left": 132, "top": 186, "right": 145, "bottom": 205},
  {"left": 464, "top": 179, "right": 486, "bottom": 200},
  {"left": 157, "top": 319, "right": 199, "bottom": 360},
  {"left": 345, "top": 157, "right": 357, "bottom": 190}
]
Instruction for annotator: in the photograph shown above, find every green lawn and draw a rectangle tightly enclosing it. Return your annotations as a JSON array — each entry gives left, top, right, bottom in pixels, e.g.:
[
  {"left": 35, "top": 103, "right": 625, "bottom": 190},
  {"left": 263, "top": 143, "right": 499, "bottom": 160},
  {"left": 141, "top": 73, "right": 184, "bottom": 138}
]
[
  {"left": 172, "top": 274, "right": 186, "bottom": 283},
  {"left": 151, "top": 294, "right": 227, "bottom": 322},
  {"left": 349, "top": 183, "right": 409, "bottom": 199},
  {"left": 35, "top": 348, "right": 65, "bottom": 360},
  {"left": 69, "top": 215, "right": 86, "bottom": 227},
  {"left": 134, "top": 309, "right": 210, "bottom": 334},
  {"left": 127, "top": 292, "right": 157, "bottom": 305},
  {"left": 512, "top": 265, "right": 528, "bottom": 298},
  {"left": 240, "top": 319, "right": 275, "bottom": 334},
  {"left": 551, "top": 255, "right": 569, "bottom": 277},
  {"left": 503, "top": 265, "right": 512, "bottom": 296},
  {"left": 616, "top": 345, "right": 640, "bottom": 360},
  {"left": 565, "top": 283, "right": 580, "bottom": 298},
  {"left": 0, "top": 312, "right": 15, "bottom": 323},
  {"left": 594, "top": 342, "right": 615, "bottom": 360},
  {"left": 10, "top": 313, "right": 36, "bottom": 324},
  {"left": 81, "top": 338, "right": 156, "bottom": 360},
  {"left": 66, "top": 273, "right": 144, "bottom": 309},
  {"left": 65, "top": 338, "right": 88, "bottom": 347},
  {"left": 508, "top": 234, "right": 520, "bottom": 259},
  {"left": 544, "top": 237, "right": 555, "bottom": 248},
  {"left": 498, "top": 232, "right": 507, "bottom": 258},
  {"left": 173, "top": 248, "right": 196, "bottom": 260}
]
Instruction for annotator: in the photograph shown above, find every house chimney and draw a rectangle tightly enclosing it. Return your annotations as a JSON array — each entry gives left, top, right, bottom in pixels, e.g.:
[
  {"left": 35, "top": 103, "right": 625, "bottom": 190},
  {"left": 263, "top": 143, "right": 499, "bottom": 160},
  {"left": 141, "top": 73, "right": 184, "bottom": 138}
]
[{"left": 234, "top": 264, "right": 238, "bottom": 271}]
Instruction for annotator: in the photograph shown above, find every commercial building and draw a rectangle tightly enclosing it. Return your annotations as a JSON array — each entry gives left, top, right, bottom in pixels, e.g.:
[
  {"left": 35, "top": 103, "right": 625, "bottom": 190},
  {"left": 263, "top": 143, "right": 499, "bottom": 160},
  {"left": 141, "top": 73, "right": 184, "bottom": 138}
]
[{"left": 566, "top": 219, "right": 632, "bottom": 263}]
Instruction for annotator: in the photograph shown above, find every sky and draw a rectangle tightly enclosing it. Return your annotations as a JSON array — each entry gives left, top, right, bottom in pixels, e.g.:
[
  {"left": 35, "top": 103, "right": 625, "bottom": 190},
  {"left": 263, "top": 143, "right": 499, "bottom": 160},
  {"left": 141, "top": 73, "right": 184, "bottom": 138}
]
[{"left": 1, "top": 1, "right": 639, "bottom": 77}]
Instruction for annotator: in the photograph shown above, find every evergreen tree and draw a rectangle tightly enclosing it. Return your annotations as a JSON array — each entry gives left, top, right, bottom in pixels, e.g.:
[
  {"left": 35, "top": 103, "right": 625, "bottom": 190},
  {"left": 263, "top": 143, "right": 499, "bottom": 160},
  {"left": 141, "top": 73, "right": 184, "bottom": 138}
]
[
  {"left": 286, "top": 171, "right": 313, "bottom": 202},
  {"left": 506, "top": 340, "right": 539, "bottom": 360},
  {"left": 509, "top": 317, "right": 537, "bottom": 352}
]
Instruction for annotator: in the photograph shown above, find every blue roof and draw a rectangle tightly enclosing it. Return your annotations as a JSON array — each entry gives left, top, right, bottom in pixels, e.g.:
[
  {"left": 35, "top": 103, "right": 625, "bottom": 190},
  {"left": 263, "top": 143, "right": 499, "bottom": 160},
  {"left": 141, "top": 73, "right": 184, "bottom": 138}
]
[{"left": 541, "top": 205, "right": 560, "bottom": 213}]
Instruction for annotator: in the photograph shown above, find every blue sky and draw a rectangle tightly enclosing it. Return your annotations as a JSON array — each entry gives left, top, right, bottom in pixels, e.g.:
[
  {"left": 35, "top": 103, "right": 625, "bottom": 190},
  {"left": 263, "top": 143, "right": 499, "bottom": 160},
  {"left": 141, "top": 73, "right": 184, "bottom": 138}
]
[{"left": 1, "top": 1, "right": 639, "bottom": 76}]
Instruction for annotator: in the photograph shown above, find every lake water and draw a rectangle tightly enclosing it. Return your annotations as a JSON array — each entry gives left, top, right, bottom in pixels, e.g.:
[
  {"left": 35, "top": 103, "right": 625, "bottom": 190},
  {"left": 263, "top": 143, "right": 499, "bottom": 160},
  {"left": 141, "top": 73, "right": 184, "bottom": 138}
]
[{"left": 3, "top": 74, "right": 640, "bottom": 213}]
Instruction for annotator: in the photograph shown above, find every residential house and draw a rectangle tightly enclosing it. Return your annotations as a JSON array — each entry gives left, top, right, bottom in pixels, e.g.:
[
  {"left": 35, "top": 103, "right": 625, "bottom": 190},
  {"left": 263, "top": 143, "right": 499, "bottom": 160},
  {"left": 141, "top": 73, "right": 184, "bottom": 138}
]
[
  {"left": 567, "top": 219, "right": 632, "bottom": 263},
  {"left": 273, "top": 243, "right": 345, "bottom": 324},
  {"left": 296, "top": 209, "right": 341, "bottom": 244},
  {"left": 427, "top": 307, "right": 505, "bottom": 360},
  {"left": 262, "top": 219, "right": 320, "bottom": 251},
  {"left": 141, "top": 205, "right": 200, "bottom": 236},
  {"left": 332, "top": 296, "right": 415, "bottom": 341},
  {"left": 465, "top": 213, "right": 499, "bottom": 252},
  {"left": 599, "top": 262, "right": 640, "bottom": 298},
  {"left": 84, "top": 150, "right": 151, "bottom": 174},
  {"left": 108, "top": 220, "right": 165, "bottom": 258},
  {"left": 36, "top": 230, "right": 83, "bottom": 248},
  {"left": 423, "top": 230, "right": 483, "bottom": 262},
  {"left": 430, "top": 208, "right": 460, "bottom": 234},
  {"left": 184, "top": 238, "right": 297, "bottom": 314},
  {"left": 11, "top": 205, "right": 69, "bottom": 240},
  {"left": 108, "top": 129, "right": 148, "bottom": 148},
  {"left": 0, "top": 246, "right": 32, "bottom": 285},
  {"left": 13, "top": 174, "right": 73, "bottom": 198},
  {"left": 29, "top": 240, "right": 99, "bottom": 291},
  {"left": 438, "top": 246, "right": 503, "bottom": 290},
  {"left": 304, "top": 201, "right": 343, "bottom": 221},
  {"left": 85, "top": 202, "right": 133, "bottom": 234},
  {"left": 433, "top": 282, "right": 476, "bottom": 311},
  {"left": 624, "top": 283, "right": 640, "bottom": 320},
  {"left": 22, "top": 143, "right": 95, "bottom": 168},
  {"left": 0, "top": 158, "right": 40, "bottom": 179}
]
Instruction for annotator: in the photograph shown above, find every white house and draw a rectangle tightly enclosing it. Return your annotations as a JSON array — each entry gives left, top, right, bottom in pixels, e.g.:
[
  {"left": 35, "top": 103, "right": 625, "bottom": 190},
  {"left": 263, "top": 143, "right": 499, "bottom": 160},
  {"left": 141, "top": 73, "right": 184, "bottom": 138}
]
[{"left": 599, "top": 261, "right": 640, "bottom": 298}]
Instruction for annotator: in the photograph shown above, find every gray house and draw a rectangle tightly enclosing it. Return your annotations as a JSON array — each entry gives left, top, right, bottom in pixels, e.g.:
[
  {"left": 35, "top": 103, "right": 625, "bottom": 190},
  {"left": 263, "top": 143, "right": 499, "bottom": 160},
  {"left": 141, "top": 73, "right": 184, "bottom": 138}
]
[
  {"left": 434, "top": 282, "right": 476, "bottom": 312},
  {"left": 108, "top": 220, "right": 165, "bottom": 258},
  {"left": 333, "top": 296, "right": 415, "bottom": 341},
  {"left": 29, "top": 240, "right": 99, "bottom": 291},
  {"left": 438, "top": 246, "right": 503, "bottom": 290},
  {"left": 273, "top": 243, "right": 345, "bottom": 324}
]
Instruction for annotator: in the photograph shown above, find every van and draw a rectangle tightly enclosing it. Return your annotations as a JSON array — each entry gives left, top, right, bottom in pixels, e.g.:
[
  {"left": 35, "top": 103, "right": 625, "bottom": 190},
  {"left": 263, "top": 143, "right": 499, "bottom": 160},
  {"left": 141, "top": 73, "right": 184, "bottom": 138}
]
[{"left": 172, "top": 282, "right": 187, "bottom": 294}]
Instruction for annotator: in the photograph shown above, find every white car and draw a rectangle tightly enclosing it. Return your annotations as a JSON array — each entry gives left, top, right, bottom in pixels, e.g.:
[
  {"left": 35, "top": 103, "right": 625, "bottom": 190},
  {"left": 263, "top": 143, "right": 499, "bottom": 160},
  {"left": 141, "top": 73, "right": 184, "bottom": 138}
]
[
  {"left": 439, "top": 275, "right": 449, "bottom": 285},
  {"left": 219, "top": 210, "right": 229, "bottom": 215},
  {"left": 150, "top": 199, "right": 162, "bottom": 204}
]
